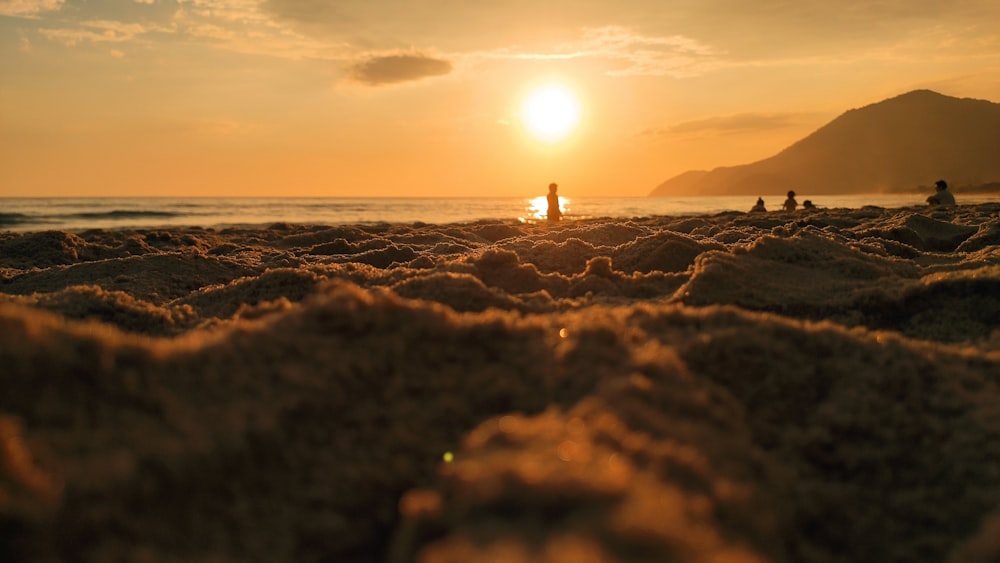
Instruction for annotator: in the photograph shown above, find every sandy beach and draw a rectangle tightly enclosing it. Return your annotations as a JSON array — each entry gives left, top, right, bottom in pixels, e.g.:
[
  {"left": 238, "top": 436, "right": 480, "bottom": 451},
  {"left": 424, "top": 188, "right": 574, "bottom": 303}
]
[{"left": 2, "top": 203, "right": 999, "bottom": 562}]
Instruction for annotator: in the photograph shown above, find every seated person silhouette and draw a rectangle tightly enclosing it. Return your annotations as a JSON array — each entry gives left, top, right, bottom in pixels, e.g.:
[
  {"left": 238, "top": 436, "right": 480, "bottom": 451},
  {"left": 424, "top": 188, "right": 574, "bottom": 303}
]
[
  {"left": 750, "top": 197, "right": 767, "bottom": 213},
  {"left": 782, "top": 190, "right": 798, "bottom": 211},
  {"left": 802, "top": 200, "right": 816, "bottom": 210},
  {"left": 926, "top": 180, "right": 955, "bottom": 205}
]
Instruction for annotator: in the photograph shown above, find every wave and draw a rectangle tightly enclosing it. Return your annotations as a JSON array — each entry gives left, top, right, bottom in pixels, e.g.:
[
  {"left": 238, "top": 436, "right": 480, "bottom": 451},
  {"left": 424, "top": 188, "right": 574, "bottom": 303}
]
[
  {"left": 65, "top": 210, "right": 185, "bottom": 220},
  {"left": 0, "top": 213, "right": 64, "bottom": 229},
  {"left": 2, "top": 209, "right": 191, "bottom": 232},
  {"left": 0, "top": 213, "right": 32, "bottom": 227}
]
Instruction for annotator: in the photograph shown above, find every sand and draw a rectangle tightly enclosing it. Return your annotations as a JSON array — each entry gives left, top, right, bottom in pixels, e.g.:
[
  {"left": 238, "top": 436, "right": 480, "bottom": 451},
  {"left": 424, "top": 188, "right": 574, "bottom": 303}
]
[{"left": 1, "top": 204, "right": 999, "bottom": 562}]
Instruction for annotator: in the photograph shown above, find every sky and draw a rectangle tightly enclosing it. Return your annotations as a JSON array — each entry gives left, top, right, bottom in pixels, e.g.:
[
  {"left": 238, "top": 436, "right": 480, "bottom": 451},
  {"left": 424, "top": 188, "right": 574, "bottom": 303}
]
[{"left": 2, "top": 0, "right": 999, "bottom": 198}]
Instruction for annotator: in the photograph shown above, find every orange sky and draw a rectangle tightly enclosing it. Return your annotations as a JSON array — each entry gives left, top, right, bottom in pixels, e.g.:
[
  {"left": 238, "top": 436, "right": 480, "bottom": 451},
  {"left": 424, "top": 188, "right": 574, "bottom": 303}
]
[{"left": 2, "top": 0, "right": 1000, "bottom": 198}]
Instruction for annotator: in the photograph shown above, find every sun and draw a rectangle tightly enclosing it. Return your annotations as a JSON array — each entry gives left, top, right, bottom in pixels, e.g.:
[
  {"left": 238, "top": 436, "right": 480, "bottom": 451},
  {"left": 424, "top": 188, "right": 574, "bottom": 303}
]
[{"left": 521, "top": 85, "right": 581, "bottom": 143}]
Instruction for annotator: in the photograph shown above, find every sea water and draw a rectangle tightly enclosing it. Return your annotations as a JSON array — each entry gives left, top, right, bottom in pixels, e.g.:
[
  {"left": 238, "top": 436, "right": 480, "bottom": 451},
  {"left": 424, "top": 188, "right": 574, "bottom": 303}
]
[{"left": 1, "top": 194, "right": 993, "bottom": 232}]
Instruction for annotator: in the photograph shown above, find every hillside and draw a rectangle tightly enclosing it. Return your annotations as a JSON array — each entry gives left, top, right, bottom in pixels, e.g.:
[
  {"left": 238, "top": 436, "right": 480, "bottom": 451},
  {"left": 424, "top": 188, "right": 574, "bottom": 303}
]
[{"left": 650, "top": 90, "right": 1000, "bottom": 197}]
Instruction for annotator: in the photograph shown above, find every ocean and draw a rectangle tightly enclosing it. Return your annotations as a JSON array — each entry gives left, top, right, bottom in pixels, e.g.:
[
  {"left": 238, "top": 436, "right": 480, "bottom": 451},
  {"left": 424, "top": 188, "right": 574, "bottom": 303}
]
[{"left": 1, "top": 194, "right": 993, "bottom": 232}]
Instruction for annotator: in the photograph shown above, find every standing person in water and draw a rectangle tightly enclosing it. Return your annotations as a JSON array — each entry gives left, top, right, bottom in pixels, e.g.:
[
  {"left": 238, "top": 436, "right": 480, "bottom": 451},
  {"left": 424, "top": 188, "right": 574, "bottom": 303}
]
[
  {"left": 782, "top": 190, "right": 798, "bottom": 211},
  {"left": 546, "top": 182, "right": 562, "bottom": 222},
  {"left": 927, "top": 180, "right": 956, "bottom": 206}
]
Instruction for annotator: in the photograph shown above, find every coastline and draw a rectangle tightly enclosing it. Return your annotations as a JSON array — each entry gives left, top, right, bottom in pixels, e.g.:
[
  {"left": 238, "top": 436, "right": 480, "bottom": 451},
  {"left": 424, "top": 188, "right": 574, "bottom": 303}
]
[
  {"left": 2, "top": 204, "right": 999, "bottom": 562},
  {"left": 4, "top": 194, "right": 997, "bottom": 233}
]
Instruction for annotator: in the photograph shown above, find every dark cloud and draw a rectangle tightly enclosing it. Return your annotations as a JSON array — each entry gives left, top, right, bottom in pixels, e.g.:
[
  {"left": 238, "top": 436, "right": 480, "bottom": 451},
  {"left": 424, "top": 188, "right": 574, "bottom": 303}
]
[{"left": 348, "top": 53, "right": 452, "bottom": 86}]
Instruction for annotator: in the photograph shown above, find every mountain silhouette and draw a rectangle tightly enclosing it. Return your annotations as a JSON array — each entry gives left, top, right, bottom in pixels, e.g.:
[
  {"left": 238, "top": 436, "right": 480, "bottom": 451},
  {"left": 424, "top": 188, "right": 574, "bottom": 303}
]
[{"left": 649, "top": 90, "right": 1000, "bottom": 197}]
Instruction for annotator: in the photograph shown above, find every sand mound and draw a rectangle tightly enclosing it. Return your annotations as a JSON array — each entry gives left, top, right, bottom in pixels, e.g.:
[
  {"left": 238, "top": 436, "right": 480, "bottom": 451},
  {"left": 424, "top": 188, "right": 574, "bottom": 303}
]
[{"left": 1, "top": 204, "right": 999, "bottom": 562}]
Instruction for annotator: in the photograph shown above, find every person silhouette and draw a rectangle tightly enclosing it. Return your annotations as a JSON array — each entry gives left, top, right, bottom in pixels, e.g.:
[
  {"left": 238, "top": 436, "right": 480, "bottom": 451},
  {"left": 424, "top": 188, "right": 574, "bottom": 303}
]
[
  {"left": 802, "top": 199, "right": 816, "bottom": 210},
  {"left": 926, "top": 179, "right": 955, "bottom": 206},
  {"left": 546, "top": 183, "right": 562, "bottom": 222},
  {"left": 782, "top": 190, "right": 798, "bottom": 211},
  {"left": 750, "top": 197, "right": 767, "bottom": 213}
]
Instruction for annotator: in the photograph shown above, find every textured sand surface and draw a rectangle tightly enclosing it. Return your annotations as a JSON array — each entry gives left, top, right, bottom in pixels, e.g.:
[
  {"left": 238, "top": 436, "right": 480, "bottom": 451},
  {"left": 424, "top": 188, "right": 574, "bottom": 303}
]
[{"left": 2, "top": 204, "right": 999, "bottom": 562}]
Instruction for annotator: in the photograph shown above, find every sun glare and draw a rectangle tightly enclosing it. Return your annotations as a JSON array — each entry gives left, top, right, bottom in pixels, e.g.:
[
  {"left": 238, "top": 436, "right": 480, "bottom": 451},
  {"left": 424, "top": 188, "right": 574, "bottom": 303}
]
[
  {"left": 522, "top": 195, "right": 568, "bottom": 222},
  {"left": 521, "top": 85, "right": 581, "bottom": 143}
]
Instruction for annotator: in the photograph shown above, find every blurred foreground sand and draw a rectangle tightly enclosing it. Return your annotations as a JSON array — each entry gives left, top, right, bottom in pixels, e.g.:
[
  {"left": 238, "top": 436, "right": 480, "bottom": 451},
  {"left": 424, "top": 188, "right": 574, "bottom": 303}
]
[{"left": 2, "top": 204, "right": 999, "bottom": 562}]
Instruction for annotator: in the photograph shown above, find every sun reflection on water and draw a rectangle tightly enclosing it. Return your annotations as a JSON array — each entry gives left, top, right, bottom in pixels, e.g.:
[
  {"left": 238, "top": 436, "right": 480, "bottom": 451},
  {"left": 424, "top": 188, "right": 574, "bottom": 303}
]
[{"left": 520, "top": 196, "right": 570, "bottom": 223}]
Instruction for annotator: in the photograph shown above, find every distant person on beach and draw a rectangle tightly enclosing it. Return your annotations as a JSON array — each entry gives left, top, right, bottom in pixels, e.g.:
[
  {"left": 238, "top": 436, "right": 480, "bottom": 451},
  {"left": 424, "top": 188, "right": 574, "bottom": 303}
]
[
  {"left": 547, "top": 183, "right": 562, "bottom": 222},
  {"left": 802, "top": 200, "right": 816, "bottom": 210},
  {"left": 926, "top": 179, "right": 956, "bottom": 206},
  {"left": 750, "top": 197, "right": 767, "bottom": 213},
  {"left": 782, "top": 190, "right": 798, "bottom": 211}
]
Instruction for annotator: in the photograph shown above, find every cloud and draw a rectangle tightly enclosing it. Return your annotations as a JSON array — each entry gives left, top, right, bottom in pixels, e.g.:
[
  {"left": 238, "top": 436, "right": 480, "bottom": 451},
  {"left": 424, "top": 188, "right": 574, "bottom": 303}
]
[
  {"left": 17, "top": 29, "right": 31, "bottom": 52},
  {"left": 16, "top": 0, "right": 998, "bottom": 91},
  {"left": 183, "top": 21, "right": 236, "bottom": 42},
  {"left": 0, "top": 0, "right": 63, "bottom": 18},
  {"left": 475, "top": 26, "right": 720, "bottom": 78},
  {"left": 665, "top": 0, "right": 1000, "bottom": 61},
  {"left": 672, "top": 113, "right": 799, "bottom": 133},
  {"left": 348, "top": 53, "right": 452, "bottom": 86},
  {"left": 572, "top": 26, "right": 719, "bottom": 77},
  {"left": 260, "top": 0, "right": 340, "bottom": 25},
  {"left": 176, "top": 0, "right": 268, "bottom": 24},
  {"left": 169, "top": 0, "right": 346, "bottom": 60},
  {"left": 181, "top": 4, "right": 718, "bottom": 79},
  {"left": 259, "top": 1, "right": 678, "bottom": 53},
  {"left": 650, "top": 112, "right": 812, "bottom": 136},
  {"left": 39, "top": 19, "right": 153, "bottom": 46}
]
